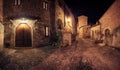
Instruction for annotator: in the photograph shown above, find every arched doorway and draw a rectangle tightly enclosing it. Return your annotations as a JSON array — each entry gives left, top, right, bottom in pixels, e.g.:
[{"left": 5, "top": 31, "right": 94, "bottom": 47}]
[
  {"left": 105, "top": 29, "right": 110, "bottom": 37},
  {"left": 104, "top": 29, "right": 112, "bottom": 46},
  {"left": 15, "top": 23, "right": 32, "bottom": 47},
  {"left": 57, "top": 19, "right": 62, "bottom": 30}
]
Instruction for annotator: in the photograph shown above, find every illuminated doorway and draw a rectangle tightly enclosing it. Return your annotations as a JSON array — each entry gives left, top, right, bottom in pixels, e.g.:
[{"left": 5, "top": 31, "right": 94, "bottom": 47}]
[{"left": 15, "top": 23, "right": 32, "bottom": 47}]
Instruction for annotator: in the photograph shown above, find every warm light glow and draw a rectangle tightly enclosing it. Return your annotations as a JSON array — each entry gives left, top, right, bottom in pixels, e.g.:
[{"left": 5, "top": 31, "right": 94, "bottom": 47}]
[
  {"left": 19, "top": 18, "right": 28, "bottom": 23},
  {"left": 65, "top": 17, "right": 72, "bottom": 32},
  {"left": 10, "top": 18, "right": 37, "bottom": 30},
  {"left": 66, "top": 17, "right": 71, "bottom": 23},
  {"left": 65, "top": 17, "right": 71, "bottom": 24},
  {"left": 45, "top": 27, "right": 49, "bottom": 36},
  {"left": 19, "top": 23, "right": 27, "bottom": 28}
]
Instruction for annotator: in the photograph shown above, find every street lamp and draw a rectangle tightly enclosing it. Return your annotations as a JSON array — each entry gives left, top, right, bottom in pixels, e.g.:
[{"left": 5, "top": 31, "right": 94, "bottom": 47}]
[{"left": 66, "top": 17, "right": 71, "bottom": 24}]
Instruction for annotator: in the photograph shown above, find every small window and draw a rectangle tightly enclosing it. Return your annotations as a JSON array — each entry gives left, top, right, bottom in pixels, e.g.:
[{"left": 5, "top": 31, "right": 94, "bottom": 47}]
[
  {"left": 43, "top": 2, "right": 45, "bottom": 9},
  {"left": 15, "top": 0, "right": 17, "bottom": 5},
  {"left": 45, "top": 26, "right": 49, "bottom": 37},
  {"left": 43, "top": 2, "right": 48, "bottom": 10},
  {"left": 15, "top": 0, "right": 21, "bottom": 5},
  {"left": 18, "top": 0, "right": 21, "bottom": 5}
]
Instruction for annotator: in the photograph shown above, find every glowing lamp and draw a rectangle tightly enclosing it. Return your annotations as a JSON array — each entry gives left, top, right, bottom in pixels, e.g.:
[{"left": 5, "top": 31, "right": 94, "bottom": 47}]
[{"left": 19, "top": 18, "right": 28, "bottom": 23}]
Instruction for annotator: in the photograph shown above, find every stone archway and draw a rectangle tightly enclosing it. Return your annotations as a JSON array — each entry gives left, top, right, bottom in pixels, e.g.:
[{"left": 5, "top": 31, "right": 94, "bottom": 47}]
[{"left": 15, "top": 23, "right": 32, "bottom": 47}]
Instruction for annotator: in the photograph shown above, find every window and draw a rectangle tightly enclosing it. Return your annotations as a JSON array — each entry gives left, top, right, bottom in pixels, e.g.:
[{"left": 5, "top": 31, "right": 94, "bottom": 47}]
[
  {"left": 15, "top": 0, "right": 21, "bottom": 5},
  {"left": 18, "top": 0, "right": 21, "bottom": 5},
  {"left": 45, "top": 26, "right": 49, "bottom": 37},
  {"left": 43, "top": 2, "right": 45, "bottom": 9},
  {"left": 43, "top": 2, "right": 48, "bottom": 10}
]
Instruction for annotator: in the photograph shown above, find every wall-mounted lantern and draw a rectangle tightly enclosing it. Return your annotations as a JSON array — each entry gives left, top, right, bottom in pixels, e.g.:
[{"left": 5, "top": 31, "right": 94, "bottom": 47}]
[
  {"left": 65, "top": 16, "right": 72, "bottom": 32},
  {"left": 19, "top": 18, "right": 28, "bottom": 23}
]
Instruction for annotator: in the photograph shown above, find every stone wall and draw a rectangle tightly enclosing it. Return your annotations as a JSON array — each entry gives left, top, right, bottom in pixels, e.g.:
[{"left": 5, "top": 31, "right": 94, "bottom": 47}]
[
  {"left": 33, "top": 21, "right": 50, "bottom": 47},
  {"left": 4, "top": 18, "right": 51, "bottom": 48},
  {"left": 3, "top": 0, "right": 52, "bottom": 47},
  {"left": 3, "top": 0, "right": 50, "bottom": 22},
  {"left": 4, "top": 21, "right": 12, "bottom": 48},
  {"left": 55, "top": 0, "right": 76, "bottom": 44},
  {"left": 2, "top": 0, "right": 75, "bottom": 48},
  {"left": 55, "top": 0, "right": 75, "bottom": 34}
]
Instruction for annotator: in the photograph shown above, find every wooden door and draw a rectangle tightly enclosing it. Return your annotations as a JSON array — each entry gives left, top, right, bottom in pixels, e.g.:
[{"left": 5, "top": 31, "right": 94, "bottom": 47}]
[{"left": 15, "top": 23, "right": 32, "bottom": 47}]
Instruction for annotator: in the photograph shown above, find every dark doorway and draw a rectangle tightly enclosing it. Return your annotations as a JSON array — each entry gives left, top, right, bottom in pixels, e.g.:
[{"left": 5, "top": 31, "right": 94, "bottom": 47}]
[
  {"left": 105, "top": 29, "right": 110, "bottom": 37},
  {"left": 57, "top": 19, "right": 62, "bottom": 30},
  {"left": 15, "top": 23, "right": 32, "bottom": 47}
]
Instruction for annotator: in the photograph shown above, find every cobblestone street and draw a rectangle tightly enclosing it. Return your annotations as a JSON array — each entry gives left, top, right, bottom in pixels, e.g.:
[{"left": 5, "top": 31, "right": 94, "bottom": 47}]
[
  {"left": 30, "top": 39, "right": 120, "bottom": 70},
  {"left": 0, "top": 39, "right": 120, "bottom": 70},
  {"left": 0, "top": 46, "right": 57, "bottom": 70}
]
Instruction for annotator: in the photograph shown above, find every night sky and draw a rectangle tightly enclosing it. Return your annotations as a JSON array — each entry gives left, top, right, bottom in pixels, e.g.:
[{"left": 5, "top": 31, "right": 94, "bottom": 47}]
[{"left": 64, "top": 0, "right": 115, "bottom": 25}]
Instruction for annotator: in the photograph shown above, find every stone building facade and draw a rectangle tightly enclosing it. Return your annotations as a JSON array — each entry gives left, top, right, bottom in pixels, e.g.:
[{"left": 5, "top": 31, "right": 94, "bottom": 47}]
[
  {"left": 77, "top": 15, "right": 88, "bottom": 38},
  {"left": 89, "top": 0, "right": 120, "bottom": 47},
  {"left": 99, "top": 0, "right": 120, "bottom": 47},
  {"left": 0, "top": 0, "right": 75, "bottom": 48},
  {"left": 55, "top": 0, "right": 76, "bottom": 45},
  {"left": 83, "top": 25, "right": 91, "bottom": 38},
  {"left": 90, "top": 24, "right": 100, "bottom": 40}
]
